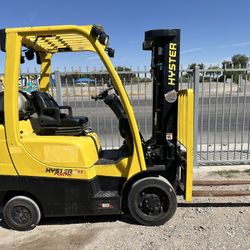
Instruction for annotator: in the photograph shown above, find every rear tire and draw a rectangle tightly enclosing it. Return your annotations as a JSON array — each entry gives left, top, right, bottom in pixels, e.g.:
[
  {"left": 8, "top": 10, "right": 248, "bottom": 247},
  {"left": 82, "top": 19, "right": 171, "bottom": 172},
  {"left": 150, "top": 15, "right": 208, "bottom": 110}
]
[
  {"left": 3, "top": 196, "right": 41, "bottom": 231},
  {"left": 128, "top": 176, "right": 177, "bottom": 226}
]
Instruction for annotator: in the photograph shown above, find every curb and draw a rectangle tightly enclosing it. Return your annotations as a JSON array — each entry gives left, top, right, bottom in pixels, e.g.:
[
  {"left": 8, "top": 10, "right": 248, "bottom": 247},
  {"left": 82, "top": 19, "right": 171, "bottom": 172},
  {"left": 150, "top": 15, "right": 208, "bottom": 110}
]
[{"left": 194, "top": 165, "right": 250, "bottom": 173}]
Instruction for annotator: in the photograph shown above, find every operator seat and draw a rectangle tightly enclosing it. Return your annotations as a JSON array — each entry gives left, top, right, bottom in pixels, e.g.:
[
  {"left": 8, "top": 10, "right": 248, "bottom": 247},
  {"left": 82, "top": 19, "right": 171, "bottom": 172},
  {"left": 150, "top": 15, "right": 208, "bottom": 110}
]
[{"left": 30, "top": 91, "right": 88, "bottom": 136}]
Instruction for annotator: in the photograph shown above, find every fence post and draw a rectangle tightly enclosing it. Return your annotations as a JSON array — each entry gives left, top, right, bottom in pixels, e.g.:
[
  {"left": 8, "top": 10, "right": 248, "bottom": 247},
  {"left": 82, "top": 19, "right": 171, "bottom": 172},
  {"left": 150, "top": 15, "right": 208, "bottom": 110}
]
[
  {"left": 55, "top": 70, "right": 63, "bottom": 105},
  {"left": 193, "top": 66, "right": 200, "bottom": 167}
]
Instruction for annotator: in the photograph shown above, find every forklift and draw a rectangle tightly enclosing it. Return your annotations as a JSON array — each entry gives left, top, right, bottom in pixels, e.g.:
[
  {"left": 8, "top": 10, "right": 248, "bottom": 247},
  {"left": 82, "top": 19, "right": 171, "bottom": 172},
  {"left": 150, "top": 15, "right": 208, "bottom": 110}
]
[{"left": 0, "top": 25, "right": 193, "bottom": 230}]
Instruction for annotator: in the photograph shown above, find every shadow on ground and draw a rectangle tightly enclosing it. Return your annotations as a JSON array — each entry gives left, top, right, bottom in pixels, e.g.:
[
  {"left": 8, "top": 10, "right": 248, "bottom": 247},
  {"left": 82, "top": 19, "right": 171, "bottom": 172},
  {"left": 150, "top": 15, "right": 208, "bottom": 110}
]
[
  {"left": 0, "top": 210, "right": 9, "bottom": 229},
  {"left": 39, "top": 214, "right": 136, "bottom": 226},
  {"left": 0, "top": 210, "right": 137, "bottom": 230}
]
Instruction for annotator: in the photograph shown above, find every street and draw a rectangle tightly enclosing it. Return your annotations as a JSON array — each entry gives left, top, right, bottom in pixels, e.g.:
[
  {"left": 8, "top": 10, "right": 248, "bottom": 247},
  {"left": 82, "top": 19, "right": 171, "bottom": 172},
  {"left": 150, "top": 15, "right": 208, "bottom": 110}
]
[{"left": 63, "top": 96, "right": 250, "bottom": 146}]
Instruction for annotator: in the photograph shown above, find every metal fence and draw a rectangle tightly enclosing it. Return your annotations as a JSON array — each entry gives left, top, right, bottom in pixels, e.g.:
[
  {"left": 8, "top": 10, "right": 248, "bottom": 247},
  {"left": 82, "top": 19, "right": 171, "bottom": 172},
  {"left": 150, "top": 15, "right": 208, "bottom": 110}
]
[
  {"left": 56, "top": 69, "right": 153, "bottom": 150},
  {"left": 54, "top": 67, "right": 250, "bottom": 166},
  {"left": 193, "top": 67, "right": 250, "bottom": 165},
  {"left": 1, "top": 66, "right": 250, "bottom": 166}
]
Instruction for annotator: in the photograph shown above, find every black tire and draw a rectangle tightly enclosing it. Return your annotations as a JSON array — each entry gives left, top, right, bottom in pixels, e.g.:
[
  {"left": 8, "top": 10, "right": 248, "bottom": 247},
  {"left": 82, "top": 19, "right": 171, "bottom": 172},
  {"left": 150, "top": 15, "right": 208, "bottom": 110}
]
[
  {"left": 3, "top": 196, "right": 41, "bottom": 231},
  {"left": 128, "top": 176, "right": 177, "bottom": 226}
]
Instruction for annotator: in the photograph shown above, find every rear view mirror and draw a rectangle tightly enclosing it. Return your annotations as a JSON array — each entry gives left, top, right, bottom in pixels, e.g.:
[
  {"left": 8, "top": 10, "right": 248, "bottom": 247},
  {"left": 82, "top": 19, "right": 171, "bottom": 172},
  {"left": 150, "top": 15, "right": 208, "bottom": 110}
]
[{"left": 107, "top": 48, "right": 115, "bottom": 58}]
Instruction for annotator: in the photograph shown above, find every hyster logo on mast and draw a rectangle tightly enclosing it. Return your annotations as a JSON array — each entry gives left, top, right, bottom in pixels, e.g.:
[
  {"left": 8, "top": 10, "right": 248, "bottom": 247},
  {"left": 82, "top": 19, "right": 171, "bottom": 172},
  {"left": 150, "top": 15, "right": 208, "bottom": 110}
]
[{"left": 168, "top": 42, "right": 177, "bottom": 86}]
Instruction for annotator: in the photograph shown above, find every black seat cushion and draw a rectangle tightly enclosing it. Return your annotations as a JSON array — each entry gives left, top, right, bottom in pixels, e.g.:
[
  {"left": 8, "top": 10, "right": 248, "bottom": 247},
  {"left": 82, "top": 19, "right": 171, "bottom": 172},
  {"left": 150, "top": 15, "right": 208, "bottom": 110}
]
[
  {"left": 30, "top": 91, "right": 88, "bottom": 135},
  {"left": 31, "top": 91, "right": 88, "bottom": 124}
]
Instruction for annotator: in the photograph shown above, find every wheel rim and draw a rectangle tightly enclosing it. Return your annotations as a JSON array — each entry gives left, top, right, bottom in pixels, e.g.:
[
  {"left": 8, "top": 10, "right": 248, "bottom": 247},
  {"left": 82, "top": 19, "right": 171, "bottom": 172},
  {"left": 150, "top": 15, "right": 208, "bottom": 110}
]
[
  {"left": 11, "top": 206, "right": 32, "bottom": 225},
  {"left": 136, "top": 187, "right": 169, "bottom": 219}
]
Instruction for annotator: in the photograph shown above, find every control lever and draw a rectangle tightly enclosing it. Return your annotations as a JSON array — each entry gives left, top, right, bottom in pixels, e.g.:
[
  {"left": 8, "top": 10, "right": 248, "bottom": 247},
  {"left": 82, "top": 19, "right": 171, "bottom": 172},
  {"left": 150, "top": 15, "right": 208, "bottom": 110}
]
[{"left": 91, "top": 87, "right": 113, "bottom": 101}]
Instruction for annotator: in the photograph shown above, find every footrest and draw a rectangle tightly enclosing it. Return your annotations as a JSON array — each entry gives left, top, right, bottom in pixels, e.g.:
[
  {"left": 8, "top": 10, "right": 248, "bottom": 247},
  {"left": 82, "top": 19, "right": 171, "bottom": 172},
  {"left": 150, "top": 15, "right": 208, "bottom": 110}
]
[{"left": 93, "top": 191, "right": 119, "bottom": 199}]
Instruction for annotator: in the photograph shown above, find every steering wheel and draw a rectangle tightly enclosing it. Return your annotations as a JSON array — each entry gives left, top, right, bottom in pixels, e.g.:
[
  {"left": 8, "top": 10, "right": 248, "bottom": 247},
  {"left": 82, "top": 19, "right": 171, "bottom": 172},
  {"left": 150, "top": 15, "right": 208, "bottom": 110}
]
[
  {"left": 92, "top": 86, "right": 146, "bottom": 149},
  {"left": 91, "top": 87, "right": 113, "bottom": 101}
]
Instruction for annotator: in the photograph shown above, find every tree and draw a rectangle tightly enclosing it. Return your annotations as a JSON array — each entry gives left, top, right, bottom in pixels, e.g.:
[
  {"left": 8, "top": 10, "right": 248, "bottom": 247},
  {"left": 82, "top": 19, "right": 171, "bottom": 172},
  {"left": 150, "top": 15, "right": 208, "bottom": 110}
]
[
  {"left": 222, "top": 60, "right": 232, "bottom": 69},
  {"left": 188, "top": 63, "right": 205, "bottom": 70},
  {"left": 221, "top": 54, "right": 249, "bottom": 83},
  {"left": 187, "top": 63, "right": 205, "bottom": 81},
  {"left": 231, "top": 54, "right": 248, "bottom": 68},
  {"left": 115, "top": 66, "right": 135, "bottom": 84},
  {"left": 206, "top": 65, "right": 222, "bottom": 80}
]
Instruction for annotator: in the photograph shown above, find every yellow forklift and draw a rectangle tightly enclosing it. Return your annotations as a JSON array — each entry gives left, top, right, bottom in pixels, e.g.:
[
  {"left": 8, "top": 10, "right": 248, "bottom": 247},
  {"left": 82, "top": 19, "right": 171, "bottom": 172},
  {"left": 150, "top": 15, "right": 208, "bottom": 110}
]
[{"left": 0, "top": 25, "right": 193, "bottom": 230}]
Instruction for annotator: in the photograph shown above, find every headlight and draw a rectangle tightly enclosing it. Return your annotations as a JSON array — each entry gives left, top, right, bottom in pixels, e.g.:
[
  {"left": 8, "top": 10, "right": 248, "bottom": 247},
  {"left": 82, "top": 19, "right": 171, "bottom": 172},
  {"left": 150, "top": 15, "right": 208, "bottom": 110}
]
[
  {"left": 99, "top": 33, "right": 109, "bottom": 46},
  {"left": 25, "top": 48, "right": 35, "bottom": 60}
]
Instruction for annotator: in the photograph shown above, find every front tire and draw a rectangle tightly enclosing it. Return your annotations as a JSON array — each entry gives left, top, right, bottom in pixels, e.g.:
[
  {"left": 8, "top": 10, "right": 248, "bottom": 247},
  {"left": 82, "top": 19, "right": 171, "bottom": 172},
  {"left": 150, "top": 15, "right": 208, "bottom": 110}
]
[
  {"left": 3, "top": 196, "right": 41, "bottom": 231},
  {"left": 128, "top": 176, "right": 177, "bottom": 226}
]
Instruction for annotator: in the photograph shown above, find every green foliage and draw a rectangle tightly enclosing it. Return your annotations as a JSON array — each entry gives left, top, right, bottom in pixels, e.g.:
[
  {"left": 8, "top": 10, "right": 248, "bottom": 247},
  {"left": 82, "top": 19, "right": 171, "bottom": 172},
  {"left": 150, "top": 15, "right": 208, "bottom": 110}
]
[
  {"left": 222, "top": 54, "right": 249, "bottom": 83},
  {"left": 188, "top": 63, "right": 205, "bottom": 70},
  {"left": 116, "top": 66, "right": 135, "bottom": 84},
  {"left": 116, "top": 66, "right": 132, "bottom": 72},
  {"left": 222, "top": 60, "right": 232, "bottom": 69},
  {"left": 186, "top": 63, "right": 205, "bottom": 82},
  {"left": 232, "top": 54, "right": 248, "bottom": 68},
  {"left": 206, "top": 65, "right": 222, "bottom": 81}
]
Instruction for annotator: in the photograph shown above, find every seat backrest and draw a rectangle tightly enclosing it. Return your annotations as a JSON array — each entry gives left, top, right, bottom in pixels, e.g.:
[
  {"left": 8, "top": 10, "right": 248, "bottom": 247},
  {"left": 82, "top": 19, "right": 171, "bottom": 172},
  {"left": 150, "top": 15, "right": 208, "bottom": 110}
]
[{"left": 31, "top": 91, "right": 59, "bottom": 114}]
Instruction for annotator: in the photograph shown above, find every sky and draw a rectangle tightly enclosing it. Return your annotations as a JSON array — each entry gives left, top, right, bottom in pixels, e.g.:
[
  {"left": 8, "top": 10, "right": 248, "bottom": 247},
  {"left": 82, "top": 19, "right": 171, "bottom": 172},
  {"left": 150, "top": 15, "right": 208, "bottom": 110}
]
[{"left": 0, "top": 0, "right": 250, "bottom": 72}]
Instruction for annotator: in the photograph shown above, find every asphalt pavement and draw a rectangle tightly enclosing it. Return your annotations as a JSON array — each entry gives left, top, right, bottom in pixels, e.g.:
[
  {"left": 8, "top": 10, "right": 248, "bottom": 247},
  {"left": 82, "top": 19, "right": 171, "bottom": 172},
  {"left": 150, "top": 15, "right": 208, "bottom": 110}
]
[
  {"left": 64, "top": 96, "right": 250, "bottom": 143},
  {"left": 59, "top": 93, "right": 250, "bottom": 163}
]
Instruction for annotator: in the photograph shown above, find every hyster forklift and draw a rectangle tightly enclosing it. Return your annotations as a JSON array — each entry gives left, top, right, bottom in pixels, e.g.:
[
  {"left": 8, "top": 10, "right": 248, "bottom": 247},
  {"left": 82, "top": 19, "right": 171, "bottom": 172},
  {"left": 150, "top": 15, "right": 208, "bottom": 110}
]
[{"left": 0, "top": 25, "right": 193, "bottom": 230}]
